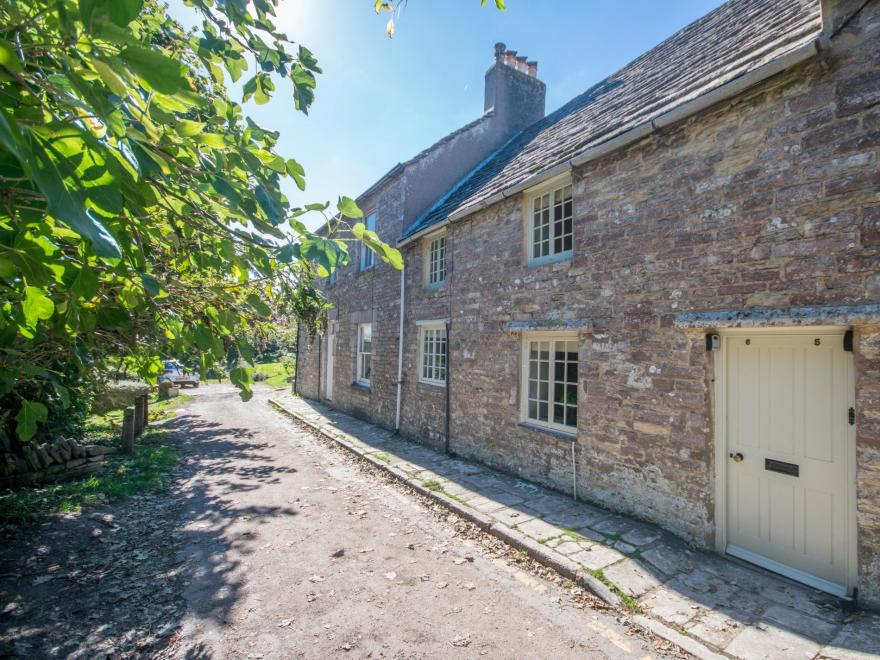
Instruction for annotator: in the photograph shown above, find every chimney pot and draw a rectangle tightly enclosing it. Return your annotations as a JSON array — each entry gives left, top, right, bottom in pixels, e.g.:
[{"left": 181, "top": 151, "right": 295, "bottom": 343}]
[
  {"left": 526, "top": 60, "right": 538, "bottom": 77},
  {"left": 516, "top": 55, "right": 527, "bottom": 72},
  {"left": 504, "top": 50, "right": 517, "bottom": 67},
  {"left": 494, "top": 42, "right": 506, "bottom": 63}
]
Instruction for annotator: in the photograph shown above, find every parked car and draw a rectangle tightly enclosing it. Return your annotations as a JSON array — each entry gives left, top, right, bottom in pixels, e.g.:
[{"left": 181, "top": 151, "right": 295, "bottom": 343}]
[{"left": 159, "top": 360, "right": 200, "bottom": 388}]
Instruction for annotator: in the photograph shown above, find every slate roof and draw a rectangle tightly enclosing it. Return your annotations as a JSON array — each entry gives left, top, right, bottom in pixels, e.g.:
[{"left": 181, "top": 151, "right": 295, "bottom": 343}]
[{"left": 400, "top": 0, "right": 822, "bottom": 242}]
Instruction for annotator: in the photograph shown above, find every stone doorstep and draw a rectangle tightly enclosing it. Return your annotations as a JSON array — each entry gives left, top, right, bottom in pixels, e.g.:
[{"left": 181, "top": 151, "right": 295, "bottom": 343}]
[{"left": 268, "top": 397, "right": 862, "bottom": 660}]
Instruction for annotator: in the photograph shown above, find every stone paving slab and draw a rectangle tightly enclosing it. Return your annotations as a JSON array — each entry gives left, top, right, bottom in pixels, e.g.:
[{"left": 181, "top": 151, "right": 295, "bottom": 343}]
[
  {"left": 515, "top": 517, "right": 565, "bottom": 543},
  {"left": 270, "top": 395, "right": 879, "bottom": 660}
]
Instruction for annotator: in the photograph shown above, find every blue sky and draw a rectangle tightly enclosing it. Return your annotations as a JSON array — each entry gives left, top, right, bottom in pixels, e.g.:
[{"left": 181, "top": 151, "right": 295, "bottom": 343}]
[{"left": 167, "top": 0, "right": 725, "bottom": 230}]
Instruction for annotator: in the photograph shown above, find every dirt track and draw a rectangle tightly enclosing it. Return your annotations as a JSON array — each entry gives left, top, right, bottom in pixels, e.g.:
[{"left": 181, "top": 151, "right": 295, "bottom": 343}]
[{"left": 1, "top": 384, "right": 673, "bottom": 658}]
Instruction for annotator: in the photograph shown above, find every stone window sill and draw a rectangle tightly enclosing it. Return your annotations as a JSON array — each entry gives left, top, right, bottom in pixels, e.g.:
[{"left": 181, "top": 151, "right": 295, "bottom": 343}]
[
  {"left": 418, "top": 379, "right": 446, "bottom": 389},
  {"left": 351, "top": 381, "right": 371, "bottom": 392},
  {"left": 526, "top": 251, "right": 572, "bottom": 269},
  {"left": 518, "top": 421, "right": 577, "bottom": 442}
]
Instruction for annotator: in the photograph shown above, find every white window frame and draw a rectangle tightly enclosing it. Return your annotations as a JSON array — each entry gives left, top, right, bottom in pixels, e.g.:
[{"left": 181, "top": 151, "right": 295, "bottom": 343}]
[
  {"left": 360, "top": 211, "right": 377, "bottom": 271},
  {"left": 526, "top": 176, "right": 573, "bottom": 266},
  {"left": 418, "top": 321, "right": 447, "bottom": 386},
  {"left": 520, "top": 332, "right": 579, "bottom": 436},
  {"left": 356, "top": 323, "right": 372, "bottom": 386},
  {"left": 425, "top": 231, "right": 447, "bottom": 286}
]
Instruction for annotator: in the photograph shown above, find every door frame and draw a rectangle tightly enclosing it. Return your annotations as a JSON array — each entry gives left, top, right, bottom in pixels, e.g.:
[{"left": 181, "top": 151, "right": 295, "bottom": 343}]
[{"left": 711, "top": 325, "right": 858, "bottom": 596}]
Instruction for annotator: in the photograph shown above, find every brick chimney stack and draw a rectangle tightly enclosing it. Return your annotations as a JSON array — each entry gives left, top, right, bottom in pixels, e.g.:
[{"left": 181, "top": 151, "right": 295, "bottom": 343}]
[{"left": 484, "top": 42, "right": 545, "bottom": 132}]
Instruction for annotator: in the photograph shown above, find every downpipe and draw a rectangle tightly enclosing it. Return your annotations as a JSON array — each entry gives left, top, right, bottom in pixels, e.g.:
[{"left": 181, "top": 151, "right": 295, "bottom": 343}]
[
  {"left": 444, "top": 319, "right": 451, "bottom": 455},
  {"left": 394, "top": 265, "right": 405, "bottom": 431}
]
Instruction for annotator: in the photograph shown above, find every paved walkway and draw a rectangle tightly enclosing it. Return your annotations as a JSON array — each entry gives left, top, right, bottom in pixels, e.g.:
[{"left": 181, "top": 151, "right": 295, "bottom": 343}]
[{"left": 270, "top": 392, "right": 880, "bottom": 660}]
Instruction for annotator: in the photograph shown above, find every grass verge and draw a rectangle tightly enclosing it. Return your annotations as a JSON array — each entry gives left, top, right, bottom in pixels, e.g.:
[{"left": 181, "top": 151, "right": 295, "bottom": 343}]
[
  {"left": 84, "top": 394, "right": 194, "bottom": 447},
  {"left": 247, "top": 361, "right": 294, "bottom": 388},
  {"left": 0, "top": 432, "right": 177, "bottom": 522},
  {"left": 1, "top": 394, "right": 190, "bottom": 522}
]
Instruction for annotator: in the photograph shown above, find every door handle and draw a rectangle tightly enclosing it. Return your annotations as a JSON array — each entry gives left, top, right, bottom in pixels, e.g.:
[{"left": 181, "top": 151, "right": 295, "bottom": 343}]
[{"left": 729, "top": 452, "right": 744, "bottom": 462}]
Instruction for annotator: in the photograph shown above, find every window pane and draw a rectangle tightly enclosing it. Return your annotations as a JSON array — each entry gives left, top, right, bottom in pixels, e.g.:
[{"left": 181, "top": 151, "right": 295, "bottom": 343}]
[{"left": 524, "top": 335, "right": 579, "bottom": 431}]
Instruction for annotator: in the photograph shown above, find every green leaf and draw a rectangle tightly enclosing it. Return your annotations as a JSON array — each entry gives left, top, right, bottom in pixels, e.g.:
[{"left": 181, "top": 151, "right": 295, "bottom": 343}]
[
  {"left": 15, "top": 400, "right": 48, "bottom": 441},
  {"left": 224, "top": 52, "right": 248, "bottom": 82},
  {"left": 21, "top": 286, "right": 55, "bottom": 327},
  {"left": 89, "top": 58, "right": 129, "bottom": 97},
  {"left": 299, "top": 235, "right": 347, "bottom": 275},
  {"left": 195, "top": 133, "right": 228, "bottom": 148},
  {"left": 0, "top": 38, "right": 23, "bottom": 74},
  {"left": 80, "top": 0, "right": 144, "bottom": 29},
  {"left": 242, "top": 73, "right": 274, "bottom": 105},
  {"left": 291, "top": 64, "right": 316, "bottom": 113},
  {"left": 70, "top": 267, "right": 100, "bottom": 299},
  {"left": 119, "top": 46, "right": 188, "bottom": 95},
  {"left": 21, "top": 122, "right": 122, "bottom": 257},
  {"left": 96, "top": 306, "right": 130, "bottom": 332},
  {"left": 140, "top": 272, "right": 161, "bottom": 296},
  {"left": 0, "top": 257, "right": 14, "bottom": 277},
  {"left": 286, "top": 158, "right": 306, "bottom": 191},
  {"left": 0, "top": 116, "right": 120, "bottom": 257},
  {"left": 176, "top": 120, "right": 205, "bottom": 137},
  {"left": 246, "top": 293, "right": 271, "bottom": 316},
  {"left": 337, "top": 196, "right": 363, "bottom": 219},
  {"left": 229, "top": 367, "right": 253, "bottom": 402}
]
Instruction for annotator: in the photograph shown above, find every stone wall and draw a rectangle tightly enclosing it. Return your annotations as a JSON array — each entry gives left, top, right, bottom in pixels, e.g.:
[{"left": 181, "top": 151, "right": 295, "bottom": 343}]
[
  {"left": 298, "top": 174, "right": 406, "bottom": 431},
  {"left": 297, "top": 3, "right": 880, "bottom": 606},
  {"left": 0, "top": 439, "right": 113, "bottom": 489},
  {"left": 404, "top": 3, "right": 880, "bottom": 604},
  {"left": 398, "top": 235, "right": 451, "bottom": 451}
]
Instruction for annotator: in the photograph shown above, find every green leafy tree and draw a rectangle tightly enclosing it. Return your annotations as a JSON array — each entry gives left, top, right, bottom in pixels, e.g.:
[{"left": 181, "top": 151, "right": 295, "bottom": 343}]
[{"left": 0, "top": 0, "right": 406, "bottom": 443}]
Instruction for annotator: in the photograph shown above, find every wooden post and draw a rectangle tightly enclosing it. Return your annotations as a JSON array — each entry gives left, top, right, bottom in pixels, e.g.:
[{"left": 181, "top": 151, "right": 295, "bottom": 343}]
[
  {"left": 134, "top": 395, "right": 145, "bottom": 436},
  {"left": 122, "top": 406, "right": 135, "bottom": 453},
  {"left": 142, "top": 394, "right": 149, "bottom": 430}
]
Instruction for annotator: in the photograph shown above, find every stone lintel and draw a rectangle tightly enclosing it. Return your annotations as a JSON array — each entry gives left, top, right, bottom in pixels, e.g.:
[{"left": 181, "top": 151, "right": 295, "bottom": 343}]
[
  {"left": 674, "top": 304, "right": 880, "bottom": 329},
  {"left": 504, "top": 318, "right": 591, "bottom": 333}
]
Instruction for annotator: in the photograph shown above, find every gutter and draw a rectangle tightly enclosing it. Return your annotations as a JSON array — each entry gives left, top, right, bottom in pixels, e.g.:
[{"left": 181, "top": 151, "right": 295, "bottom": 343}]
[{"left": 397, "top": 36, "right": 829, "bottom": 249}]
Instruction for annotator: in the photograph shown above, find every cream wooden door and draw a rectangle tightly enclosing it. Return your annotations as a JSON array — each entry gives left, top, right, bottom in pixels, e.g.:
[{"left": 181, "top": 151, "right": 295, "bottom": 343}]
[
  {"left": 725, "top": 331, "right": 853, "bottom": 596},
  {"left": 324, "top": 323, "right": 335, "bottom": 401}
]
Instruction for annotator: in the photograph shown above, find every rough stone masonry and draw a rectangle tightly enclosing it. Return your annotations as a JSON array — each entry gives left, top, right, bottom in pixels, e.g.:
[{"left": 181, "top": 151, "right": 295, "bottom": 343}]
[{"left": 298, "top": 0, "right": 880, "bottom": 607}]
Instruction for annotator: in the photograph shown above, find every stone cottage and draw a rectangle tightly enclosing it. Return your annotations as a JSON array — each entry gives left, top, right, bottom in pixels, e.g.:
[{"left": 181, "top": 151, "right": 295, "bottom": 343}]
[{"left": 297, "top": 0, "right": 880, "bottom": 607}]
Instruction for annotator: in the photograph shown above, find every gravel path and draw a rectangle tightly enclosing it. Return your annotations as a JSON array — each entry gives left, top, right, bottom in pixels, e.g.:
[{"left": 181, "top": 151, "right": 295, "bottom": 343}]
[
  {"left": 1, "top": 384, "right": 677, "bottom": 658},
  {"left": 169, "top": 384, "right": 670, "bottom": 659}
]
